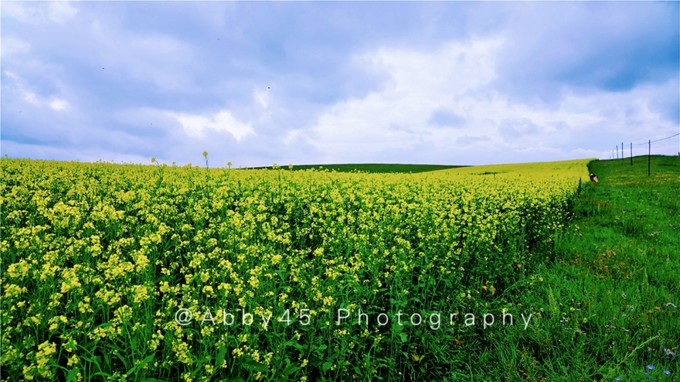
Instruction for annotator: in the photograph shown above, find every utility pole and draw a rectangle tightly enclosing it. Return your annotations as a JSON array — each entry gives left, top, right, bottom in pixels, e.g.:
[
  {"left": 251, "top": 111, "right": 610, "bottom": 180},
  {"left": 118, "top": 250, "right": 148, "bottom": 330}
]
[{"left": 630, "top": 142, "right": 633, "bottom": 166}]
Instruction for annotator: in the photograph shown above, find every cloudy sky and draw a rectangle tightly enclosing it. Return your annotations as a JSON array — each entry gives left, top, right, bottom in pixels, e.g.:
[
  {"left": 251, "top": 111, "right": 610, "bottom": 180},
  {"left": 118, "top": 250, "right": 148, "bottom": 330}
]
[{"left": 2, "top": 1, "right": 678, "bottom": 167}]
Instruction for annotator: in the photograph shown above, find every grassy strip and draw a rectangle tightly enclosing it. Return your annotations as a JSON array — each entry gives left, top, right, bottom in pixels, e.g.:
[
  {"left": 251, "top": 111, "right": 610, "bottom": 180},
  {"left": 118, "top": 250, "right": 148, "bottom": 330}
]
[{"left": 474, "top": 156, "right": 679, "bottom": 381}]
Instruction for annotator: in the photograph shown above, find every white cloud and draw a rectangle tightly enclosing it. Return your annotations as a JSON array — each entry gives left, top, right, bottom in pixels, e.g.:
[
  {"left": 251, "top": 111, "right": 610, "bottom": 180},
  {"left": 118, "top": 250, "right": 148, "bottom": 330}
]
[
  {"left": 2, "top": 37, "right": 31, "bottom": 56},
  {"left": 3, "top": 2, "right": 676, "bottom": 166},
  {"left": 49, "top": 99, "right": 70, "bottom": 111},
  {"left": 4, "top": 71, "right": 19, "bottom": 81},
  {"left": 3, "top": 1, "right": 78, "bottom": 24},
  {"left": 168, "top": 110, "right": 255, "bottom": 142},
  {"left": 254, "top": 88, "right": 270, "bottom": 109},
  {"left": 4, "top": 71, "right": 71, "bottom": 112},
  {"left": 283, "top": 129, "right": 306, "bottom": 146},
  {"left": 304, "top": 35, "right": 678, "bottom": 164},
  {"left": 2, "top": 2, "right": 34, "bottom": 22},
  {"left": 306, "top": 38, "right": 502, "bottom": 161},
  {"left": 48, "top": 1, "right": 78, "bottom": 23},
  {"left": 22, "top": 90, "right": 40, "bottom": 105}
]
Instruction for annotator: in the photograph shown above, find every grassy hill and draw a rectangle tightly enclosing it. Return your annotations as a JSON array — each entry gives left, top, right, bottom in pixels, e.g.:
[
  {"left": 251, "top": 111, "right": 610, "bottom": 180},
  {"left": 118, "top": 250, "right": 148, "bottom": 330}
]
[{"left": 477, "top": 155, "right": 679, "bottom": 380}]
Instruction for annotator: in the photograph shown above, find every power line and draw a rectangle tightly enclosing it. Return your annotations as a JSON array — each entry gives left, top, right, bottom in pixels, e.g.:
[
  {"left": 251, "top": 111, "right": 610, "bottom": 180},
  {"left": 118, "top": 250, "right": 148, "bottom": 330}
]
[
  {"left": 614, "top": 132, "right": 679, "bottom": 176},
  {"left": 632, "top": 132, "right": 680, "bottom": 146},
  {"left": 651, "top": 132, "right": 680, "bottom": 143}
]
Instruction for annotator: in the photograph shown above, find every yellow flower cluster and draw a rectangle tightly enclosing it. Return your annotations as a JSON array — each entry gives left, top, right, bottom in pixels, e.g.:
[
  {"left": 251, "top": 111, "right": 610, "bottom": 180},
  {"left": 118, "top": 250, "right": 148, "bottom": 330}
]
[{"left": 1, "top": 158, "right": 589, "bottom": 380}]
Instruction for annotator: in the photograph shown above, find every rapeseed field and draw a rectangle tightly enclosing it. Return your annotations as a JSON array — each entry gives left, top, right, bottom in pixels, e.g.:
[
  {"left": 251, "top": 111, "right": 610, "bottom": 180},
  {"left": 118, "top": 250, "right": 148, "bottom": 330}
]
[{"left": 1, "top": 158, "right": 589, "bottom": 381}]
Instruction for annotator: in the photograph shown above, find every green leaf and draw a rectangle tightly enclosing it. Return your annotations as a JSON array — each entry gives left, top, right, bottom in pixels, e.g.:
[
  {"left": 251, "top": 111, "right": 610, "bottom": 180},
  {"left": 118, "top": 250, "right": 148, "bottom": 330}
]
[
  {"left": 214, "top": 345, "right": 228, "bottom": 371},
  {"left": 65, "top": 368, "right": 80, "bottom": 382},
  {"left": 399, "top": 332, "right": 408, "bottom": 343},
  {"left": 284, "top": 340, "right": 305, "bottom": 351},
  {"left": 242, "top": 361, "right": 268, "bottom": 372},
  {"left": 127, "top": 354, "right": 156, "bottom": 377},
  {"left": 283, "top": 363, "right": 300, "bottom": 376}
]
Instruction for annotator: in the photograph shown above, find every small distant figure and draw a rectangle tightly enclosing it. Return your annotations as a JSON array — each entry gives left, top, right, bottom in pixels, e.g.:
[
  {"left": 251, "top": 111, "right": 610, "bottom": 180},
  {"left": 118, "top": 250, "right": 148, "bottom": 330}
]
[{"left": 589, "top": 173, "right": 599, "bottom": 183}]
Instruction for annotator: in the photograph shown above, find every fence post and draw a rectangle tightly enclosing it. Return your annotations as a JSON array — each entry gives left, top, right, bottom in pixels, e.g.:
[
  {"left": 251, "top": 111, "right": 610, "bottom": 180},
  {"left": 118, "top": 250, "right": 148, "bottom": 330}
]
[
  {"left": 648, "top": 139, "right": 651, "bottom": 176},
  {"left": 630, "top": 142, "right": 633, "bottom": 166}
]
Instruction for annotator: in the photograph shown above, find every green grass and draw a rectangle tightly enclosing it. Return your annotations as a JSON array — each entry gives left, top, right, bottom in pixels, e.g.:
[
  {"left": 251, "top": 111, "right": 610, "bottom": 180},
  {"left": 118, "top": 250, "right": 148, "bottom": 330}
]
[
  {"left": 476, "top": 155, "right": 679, "bottom": 381},
  {"left": 248, "top": 163, "right": 467, "bottom": 173}
]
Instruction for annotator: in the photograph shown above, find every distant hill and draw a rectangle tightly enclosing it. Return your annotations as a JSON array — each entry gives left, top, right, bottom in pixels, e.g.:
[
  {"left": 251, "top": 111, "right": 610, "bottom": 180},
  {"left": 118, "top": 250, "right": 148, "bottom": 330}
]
[{"left": 248, "top": 163, "right": 468, "bottom": 173}]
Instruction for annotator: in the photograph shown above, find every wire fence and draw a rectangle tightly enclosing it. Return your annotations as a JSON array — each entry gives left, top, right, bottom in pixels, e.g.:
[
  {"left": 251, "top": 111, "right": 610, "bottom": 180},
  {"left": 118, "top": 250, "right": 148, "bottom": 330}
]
[{"left": 609, "top": 132, "right": 680, "bottom": 176}]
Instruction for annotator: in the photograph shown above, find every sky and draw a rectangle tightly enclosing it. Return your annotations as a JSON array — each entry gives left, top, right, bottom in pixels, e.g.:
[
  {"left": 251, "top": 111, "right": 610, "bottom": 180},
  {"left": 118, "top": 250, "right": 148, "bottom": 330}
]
[{"left": 2, "top": 1, "right": 679, "bottom": 167}]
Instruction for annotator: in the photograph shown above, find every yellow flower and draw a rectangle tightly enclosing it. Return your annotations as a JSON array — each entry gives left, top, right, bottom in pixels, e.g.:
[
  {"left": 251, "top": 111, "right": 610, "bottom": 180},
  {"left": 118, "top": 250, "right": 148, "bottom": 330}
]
[
  {"left": 67, "top": 355, "right": 79, "bottom": 367},
  {"left": 130, "top": 285, "right": 150, "bottom": 304}
]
